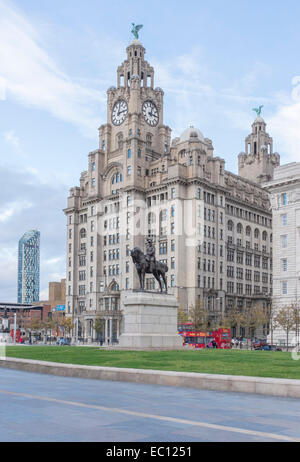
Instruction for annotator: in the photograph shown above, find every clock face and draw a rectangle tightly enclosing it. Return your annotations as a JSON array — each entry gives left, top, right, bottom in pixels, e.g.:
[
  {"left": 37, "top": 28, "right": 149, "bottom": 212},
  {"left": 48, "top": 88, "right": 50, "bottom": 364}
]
[
  {"left": 112, "top": 100, "right": 128, "bottom": 126},
  {"left": 142, "top": 101, "right": 159, "bottom": 126}
]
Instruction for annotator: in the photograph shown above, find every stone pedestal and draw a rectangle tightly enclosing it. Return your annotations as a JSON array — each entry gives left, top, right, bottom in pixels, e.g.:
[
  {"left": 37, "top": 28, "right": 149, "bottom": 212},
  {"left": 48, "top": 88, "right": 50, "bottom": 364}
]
[{"left": 119, "top": 292, "right": 183, "bottom": 349}]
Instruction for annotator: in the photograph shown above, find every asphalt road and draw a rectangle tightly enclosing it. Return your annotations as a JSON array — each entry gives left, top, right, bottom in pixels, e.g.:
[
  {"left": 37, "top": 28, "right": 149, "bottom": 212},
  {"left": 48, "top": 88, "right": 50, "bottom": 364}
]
[{"left": 0, "top": 368, "right": 300, "bottom": 442}]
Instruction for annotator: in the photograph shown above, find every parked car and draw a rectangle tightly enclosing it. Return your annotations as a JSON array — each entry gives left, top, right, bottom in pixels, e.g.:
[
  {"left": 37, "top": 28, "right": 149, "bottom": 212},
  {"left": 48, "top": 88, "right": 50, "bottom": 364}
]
[
  {"left": 252, "top": 339, "right": 268, "bottom": 348},
  {"left": 56, "top": 337, "right": 71, "bottom": 346},
  {"left": 254, "top": 344, "right": 282, "bottom": 351}
]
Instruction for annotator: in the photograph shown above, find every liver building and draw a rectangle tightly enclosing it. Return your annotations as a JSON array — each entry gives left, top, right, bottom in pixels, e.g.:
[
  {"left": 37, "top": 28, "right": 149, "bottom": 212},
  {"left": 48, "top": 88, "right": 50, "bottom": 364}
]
[{"left": 64, "top": 35, "right": 280, "bottom": 343}]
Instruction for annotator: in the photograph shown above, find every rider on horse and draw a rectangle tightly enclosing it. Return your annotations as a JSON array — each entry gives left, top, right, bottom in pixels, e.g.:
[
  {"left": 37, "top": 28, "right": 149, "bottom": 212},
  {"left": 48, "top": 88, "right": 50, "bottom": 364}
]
[{"left": 145, "top": 238, "right": 156, "bottom": 273}]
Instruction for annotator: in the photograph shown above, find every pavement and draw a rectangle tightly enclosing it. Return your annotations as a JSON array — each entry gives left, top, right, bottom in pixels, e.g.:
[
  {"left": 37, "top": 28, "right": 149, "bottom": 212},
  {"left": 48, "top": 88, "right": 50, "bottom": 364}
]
[{"left": 0, "top": 369, "right": 300, "bottom": 442}]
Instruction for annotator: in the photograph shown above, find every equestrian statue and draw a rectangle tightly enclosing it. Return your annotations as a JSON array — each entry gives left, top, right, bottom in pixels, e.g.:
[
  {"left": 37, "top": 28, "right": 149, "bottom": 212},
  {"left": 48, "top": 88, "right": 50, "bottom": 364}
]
[{"left": 131, "top": 238, "right": 168, "bottom": 293}]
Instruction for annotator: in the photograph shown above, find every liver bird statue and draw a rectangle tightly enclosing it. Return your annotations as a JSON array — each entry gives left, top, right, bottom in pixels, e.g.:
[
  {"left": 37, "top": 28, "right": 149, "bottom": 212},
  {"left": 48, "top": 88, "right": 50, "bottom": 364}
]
[
  {"left": 253, "top": 105, "right": 264, "bottom": 117},
  {"left": 131, "top": 23, "right": 143, "bottom": 40}
]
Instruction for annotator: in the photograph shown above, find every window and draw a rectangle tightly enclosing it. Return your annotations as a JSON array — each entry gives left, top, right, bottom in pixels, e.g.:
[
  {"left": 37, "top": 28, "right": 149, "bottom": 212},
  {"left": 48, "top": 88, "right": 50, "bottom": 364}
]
[
  {"left": 171, "top": 275, "right": 175, "bottom": 287},
  {"left": 282, "top": 215, "right": 287, "bottom": 226},
  {"left": 282, "top": 259, "right": 287, "bottom": 272},
  {"left": 282, "top": 281, "right": 288, "bottom": 295},
  {"left": 127, "top": 166, "right": 132, "bottom": 175},
  {"left": 159, "top": 242, "right": 167, "bottom": 255},
  {"left": 92, "top": 161, "right": 96, "bottom": 171},
  {"left": 281, "top": 235, "right": 287, "bottom": 248},
  {"left": 79, "top": 285, "right": 86, "bottom": 296},
  {"left": 171, "top": 257, "right": 175, "bottom": 269},
  {"left": 246, "top": 285, "right": 252, "bottom": 296},
  {"left": 227, "top": 249, "right": 234, "bottom": 262},
  {"left": 79, "top": 270, "right": 86, "bottom": 281},
  {"left": 246, "top": 253, "right": 252, "bottom": 266},
  {"left": 92, "top": 178, "right": 96, "bottom": 187},
  {"left": 171, "top": 188, "right": 175, "bottom": 199},
  {"left": 282, "top": 193, "right": 287, "bottom": 206},
  {"left": 171, "top": 240, "right": 175, "bottom": 252},
  {"left": 128, "top": 149, "right": 131, "bottom": 159}
]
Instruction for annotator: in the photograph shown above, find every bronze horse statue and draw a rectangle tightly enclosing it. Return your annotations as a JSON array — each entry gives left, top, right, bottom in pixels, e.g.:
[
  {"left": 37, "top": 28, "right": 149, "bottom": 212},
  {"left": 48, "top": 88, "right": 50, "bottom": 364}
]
[{"left": 131, "top": 247, "right": 168, "bottom": 293}]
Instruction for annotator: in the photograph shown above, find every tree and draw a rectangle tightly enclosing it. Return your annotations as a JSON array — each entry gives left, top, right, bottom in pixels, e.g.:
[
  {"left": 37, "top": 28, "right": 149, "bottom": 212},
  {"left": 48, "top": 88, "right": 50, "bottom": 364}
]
[
  {"left": 94, "top": 317, "right": 105, "bottom": 342},
  {"left": 42, "top": 319, "right": 55, "bottom": 343},
  {"left": 60, "top": 317, "right": 74, "bottom": 338},
  {"left": 178, "top": 306, "right": 189, "bottom": 326},
  {"left": 29, "top": 318, "right": 43, "bottom": 342},
  {"left": 265, "top": 304, "right": 278, "bottom": 346},
  {"left": 275, "top": 304, "right": 297, "bottom": 349},
  {"left": 223, "top": 306, "right": 244, "bottom": 338},
  {"left": 189, "top": 299, "right": 209, "bottom": 332},
  {"left": 292, "top": 304, "right": 300, "bottom": 346},
  {"left": 242, "top": 304, "right": 269, "bottom": 341}
]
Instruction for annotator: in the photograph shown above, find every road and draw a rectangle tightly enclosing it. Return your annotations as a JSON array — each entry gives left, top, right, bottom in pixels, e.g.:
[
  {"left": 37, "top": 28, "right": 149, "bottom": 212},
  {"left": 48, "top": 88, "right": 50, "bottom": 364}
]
[{"left": 0, "top": 368, "right": 300, "bottom": 442}]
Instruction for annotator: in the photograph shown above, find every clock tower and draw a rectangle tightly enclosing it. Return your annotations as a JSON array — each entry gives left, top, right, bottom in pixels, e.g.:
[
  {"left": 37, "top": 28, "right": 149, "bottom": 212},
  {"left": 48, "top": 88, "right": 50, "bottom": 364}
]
[{"left": 97, "top": 39, "right": 171, "bottom": 195}]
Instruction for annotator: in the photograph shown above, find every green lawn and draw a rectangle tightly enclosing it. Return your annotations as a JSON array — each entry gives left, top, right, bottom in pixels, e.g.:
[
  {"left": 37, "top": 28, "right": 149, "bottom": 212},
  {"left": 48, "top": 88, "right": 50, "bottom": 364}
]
[{"left": 4, "top": 346, "right": 300, "bottom": 380}]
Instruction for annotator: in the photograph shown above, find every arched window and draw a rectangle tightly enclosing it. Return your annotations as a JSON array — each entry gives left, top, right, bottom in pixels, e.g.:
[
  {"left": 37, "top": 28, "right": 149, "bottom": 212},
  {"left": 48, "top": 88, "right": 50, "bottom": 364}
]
[
  {"left": 237, "top": 223, "right": 243, "bottom": 234},
  {"left": 111, "top": 282, "right": 120, "bottom": 291},
  {"left": 254, "top": 229, "right": 260, "bottom": 239},
  {"left": 227, "top": 220, "right": 234, "bottom": 232},
  {"left": 262, "top": 231, "right": 267, "bottom": 241},
  {"left": 80, "top": 228, "right": 86, "bottom": 239},
  {"left": 246, "top": 226, "right": 251, "bottom": 237},
  {"left": 111, "top": 172, "right": 123, "bottom": 184},
  {"left": 148, "top": 212, "right": 156, "bottom": 225}
]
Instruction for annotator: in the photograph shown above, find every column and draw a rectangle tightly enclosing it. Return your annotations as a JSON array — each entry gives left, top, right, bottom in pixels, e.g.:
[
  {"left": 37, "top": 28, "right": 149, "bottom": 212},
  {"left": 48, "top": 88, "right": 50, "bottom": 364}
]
[
  {"left": 105, "top": 318, "right": 108, "bottom": 343},
  {"left": 110, "top": 317, "right": 113, "bottom": 344}
]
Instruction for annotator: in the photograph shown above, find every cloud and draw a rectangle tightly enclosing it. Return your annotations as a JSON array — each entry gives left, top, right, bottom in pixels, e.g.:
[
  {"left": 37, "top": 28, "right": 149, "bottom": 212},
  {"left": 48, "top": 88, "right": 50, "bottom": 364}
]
[
  {"left": 3, "top": 130, "right": 21, "bottom": 150},
  {"left": 0, "top": 0, "right": 105, "bottom": 137},
  {"left": 0, "top": 200, "right": 33, "bottom": 223},
  {"left": 268, "top": 78, "right": 300, "bottom": 163},
  {"left": 153, "top": 49, "right": 274, "bottom": 140}
]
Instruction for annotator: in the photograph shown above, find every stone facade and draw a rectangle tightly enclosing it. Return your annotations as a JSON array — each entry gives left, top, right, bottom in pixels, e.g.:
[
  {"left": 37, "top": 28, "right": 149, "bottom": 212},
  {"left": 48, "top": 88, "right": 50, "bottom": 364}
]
[
  {"left": 64, "top": 39, "right": 276, "bottom": 343},
  {"left": 264, "top": 163, "right": 300, "bottom": 345}
]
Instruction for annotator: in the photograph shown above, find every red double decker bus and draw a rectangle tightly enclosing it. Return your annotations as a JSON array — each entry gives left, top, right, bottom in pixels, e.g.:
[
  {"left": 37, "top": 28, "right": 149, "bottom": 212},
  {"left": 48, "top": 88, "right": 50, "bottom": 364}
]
[{"left": 178, "top": 323, "right": 231, "bottom": 349}]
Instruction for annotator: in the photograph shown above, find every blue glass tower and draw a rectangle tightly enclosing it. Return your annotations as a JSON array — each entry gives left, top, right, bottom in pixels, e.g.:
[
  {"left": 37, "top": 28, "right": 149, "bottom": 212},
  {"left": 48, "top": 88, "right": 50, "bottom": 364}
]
[{"left": 17, "top": 230, "right": 40, "bottom": 304}]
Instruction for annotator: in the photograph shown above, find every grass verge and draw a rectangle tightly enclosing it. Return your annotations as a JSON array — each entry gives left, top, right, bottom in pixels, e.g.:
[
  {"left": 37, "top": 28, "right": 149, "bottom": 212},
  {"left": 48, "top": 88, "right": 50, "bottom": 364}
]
[{"left": 4, "top": 346, "right": 300, "bottom": 380}]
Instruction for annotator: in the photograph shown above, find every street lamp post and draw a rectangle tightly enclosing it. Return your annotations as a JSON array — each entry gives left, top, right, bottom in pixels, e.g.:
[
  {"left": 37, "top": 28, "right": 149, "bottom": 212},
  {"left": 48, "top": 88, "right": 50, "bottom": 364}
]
[{"left": 13, "top": 313, "right": 17, "bottom": 344}]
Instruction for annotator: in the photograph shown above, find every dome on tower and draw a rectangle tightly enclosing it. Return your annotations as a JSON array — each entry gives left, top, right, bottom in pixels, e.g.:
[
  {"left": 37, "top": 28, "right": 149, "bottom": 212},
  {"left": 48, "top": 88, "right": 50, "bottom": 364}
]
[
  {"left": 254, "top": 116, "right": 265, "bottom": 123},
  {"left": 130, "top": 39, "right": 143, "bottom": 46},
  {"left": 180, "top": 126, "right": 204, "bottom": 143}
]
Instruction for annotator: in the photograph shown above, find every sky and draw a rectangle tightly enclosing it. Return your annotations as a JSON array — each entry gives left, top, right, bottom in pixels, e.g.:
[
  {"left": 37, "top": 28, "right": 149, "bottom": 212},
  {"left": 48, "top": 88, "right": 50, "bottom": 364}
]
[{"left": 1, "top": 0, "right": 300, "bottom": 302}]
